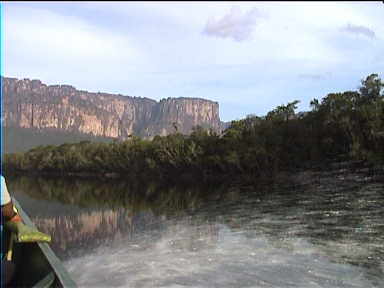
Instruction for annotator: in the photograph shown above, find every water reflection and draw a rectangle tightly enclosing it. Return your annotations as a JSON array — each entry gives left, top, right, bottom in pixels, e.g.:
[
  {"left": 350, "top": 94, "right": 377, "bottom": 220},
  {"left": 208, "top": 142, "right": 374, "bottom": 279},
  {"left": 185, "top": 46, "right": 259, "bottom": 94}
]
[
  {"left": 9, "top": 176, "right": 217, "bottom": 259},
  {"left": 7, "top": 167, "right": 384, "bottom": 287},
  {"left": 33, "top": 209, "right": 135, "bottom": 258},
  {"left": 9, "top": 176, "right": 215, "bottom": 211}
]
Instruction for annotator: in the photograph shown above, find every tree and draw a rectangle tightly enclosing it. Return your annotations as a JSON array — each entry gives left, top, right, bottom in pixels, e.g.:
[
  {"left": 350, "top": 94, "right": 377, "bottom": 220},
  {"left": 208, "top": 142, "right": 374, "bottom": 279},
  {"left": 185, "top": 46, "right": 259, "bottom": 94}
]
[
  {"left": 266, "top": 100, "right": 300, "bottom": 122},
  {"left": 359, "top": 73, "right": 383, "bottom": 101}
]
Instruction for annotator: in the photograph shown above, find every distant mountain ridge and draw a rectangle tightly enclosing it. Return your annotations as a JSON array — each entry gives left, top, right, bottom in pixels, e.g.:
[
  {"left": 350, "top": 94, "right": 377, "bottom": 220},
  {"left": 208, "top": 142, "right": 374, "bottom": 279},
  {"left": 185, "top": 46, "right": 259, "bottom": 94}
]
[{"left": 2, "top": 77, "right": 222, "bottom": 141}]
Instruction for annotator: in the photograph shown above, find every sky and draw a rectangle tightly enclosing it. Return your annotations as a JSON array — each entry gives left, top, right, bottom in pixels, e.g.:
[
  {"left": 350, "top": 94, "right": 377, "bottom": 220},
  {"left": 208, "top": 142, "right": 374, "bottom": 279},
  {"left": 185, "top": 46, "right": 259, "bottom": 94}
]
[{"left": 2, "top": 1, "right": 384, "bottom": 122}]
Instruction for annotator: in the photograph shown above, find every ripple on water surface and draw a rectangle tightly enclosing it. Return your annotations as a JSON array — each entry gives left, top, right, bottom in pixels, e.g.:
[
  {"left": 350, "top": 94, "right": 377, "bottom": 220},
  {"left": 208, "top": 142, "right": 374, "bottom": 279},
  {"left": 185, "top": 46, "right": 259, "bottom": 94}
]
[{"left": 65, "top": 217, "right": 378, "bottom": 288}]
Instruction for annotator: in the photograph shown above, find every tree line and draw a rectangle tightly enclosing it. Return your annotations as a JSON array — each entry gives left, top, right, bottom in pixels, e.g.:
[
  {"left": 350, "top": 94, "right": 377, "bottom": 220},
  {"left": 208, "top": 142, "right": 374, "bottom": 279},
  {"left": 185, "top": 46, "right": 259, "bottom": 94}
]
[{"left": 3, "top": 74, "right": 383, "bottom": 185}]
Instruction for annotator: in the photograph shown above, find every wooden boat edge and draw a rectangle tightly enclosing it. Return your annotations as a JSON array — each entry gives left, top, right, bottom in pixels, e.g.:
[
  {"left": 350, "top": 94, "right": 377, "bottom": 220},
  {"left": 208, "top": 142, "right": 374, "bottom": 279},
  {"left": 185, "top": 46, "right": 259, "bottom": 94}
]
[{"left": 12, "top": 197, "right": 77, "bottom": 287}]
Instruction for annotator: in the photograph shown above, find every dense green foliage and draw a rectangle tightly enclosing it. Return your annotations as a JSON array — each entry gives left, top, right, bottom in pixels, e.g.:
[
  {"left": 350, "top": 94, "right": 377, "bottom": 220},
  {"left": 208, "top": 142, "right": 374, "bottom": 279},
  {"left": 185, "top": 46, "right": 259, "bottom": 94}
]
[{"left": 3, "top": 74, "right": 383, "bottom": 184}]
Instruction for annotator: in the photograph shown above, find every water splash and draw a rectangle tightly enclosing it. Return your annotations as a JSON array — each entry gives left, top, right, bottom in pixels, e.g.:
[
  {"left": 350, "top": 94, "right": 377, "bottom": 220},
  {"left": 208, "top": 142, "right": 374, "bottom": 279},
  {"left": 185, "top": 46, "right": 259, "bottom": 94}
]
[{"left": 65, "top": 220, "right": 375, "bottom": 287}]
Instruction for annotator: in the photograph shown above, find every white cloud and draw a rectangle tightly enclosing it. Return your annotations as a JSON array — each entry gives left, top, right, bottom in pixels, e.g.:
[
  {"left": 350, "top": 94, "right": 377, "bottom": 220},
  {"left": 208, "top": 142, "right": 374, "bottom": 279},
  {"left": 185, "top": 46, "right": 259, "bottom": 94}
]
[
  {"left": 4, "top": 5, "right": 147, "bottom": 85},
  {"left": 341, "top": 23, "right": 376, "bottom": 39},
  {"left": 203, "top": 6, "right": 263, "bottom": 42},
  {"left": 298, "top": 73, "right": 332, "bottom": 81}
]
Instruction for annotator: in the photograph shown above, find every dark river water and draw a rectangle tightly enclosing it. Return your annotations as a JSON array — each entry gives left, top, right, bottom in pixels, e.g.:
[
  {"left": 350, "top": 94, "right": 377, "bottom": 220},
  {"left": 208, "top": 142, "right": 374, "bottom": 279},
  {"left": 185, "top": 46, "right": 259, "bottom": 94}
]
[{"left": 8, "top": 165, "right": 384, "bottom": 287}]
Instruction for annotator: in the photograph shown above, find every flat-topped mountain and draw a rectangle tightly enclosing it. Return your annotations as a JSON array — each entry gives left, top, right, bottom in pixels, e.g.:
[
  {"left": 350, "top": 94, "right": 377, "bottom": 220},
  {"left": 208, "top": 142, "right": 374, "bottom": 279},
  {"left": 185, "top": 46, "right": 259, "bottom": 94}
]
[{"left": 2, "top": 77, "right": 222, "bottom": 140}]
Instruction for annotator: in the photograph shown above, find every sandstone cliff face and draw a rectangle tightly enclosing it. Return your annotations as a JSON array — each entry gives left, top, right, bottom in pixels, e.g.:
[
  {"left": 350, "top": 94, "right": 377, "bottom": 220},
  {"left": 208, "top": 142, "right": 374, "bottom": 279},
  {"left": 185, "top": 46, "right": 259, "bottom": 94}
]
[
  {"left": 144, "top": 97, "right": 221, "bottom": 137},
  {"left": 2, "top": 77, "right": 221, "bottom": 139}
]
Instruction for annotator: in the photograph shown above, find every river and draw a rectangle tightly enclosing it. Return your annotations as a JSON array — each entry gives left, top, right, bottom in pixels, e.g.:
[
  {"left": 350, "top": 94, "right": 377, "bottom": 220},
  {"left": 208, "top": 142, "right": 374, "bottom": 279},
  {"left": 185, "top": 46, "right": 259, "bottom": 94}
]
[{"left": 8, "top": 164, "right": 384, "bottom": 287}]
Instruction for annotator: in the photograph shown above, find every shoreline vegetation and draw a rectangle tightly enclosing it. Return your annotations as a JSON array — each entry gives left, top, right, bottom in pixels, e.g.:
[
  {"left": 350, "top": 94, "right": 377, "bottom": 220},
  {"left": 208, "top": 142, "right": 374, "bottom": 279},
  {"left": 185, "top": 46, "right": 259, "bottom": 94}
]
[{"left": 3, "top": 74, "right": 384, "bottom": 188}]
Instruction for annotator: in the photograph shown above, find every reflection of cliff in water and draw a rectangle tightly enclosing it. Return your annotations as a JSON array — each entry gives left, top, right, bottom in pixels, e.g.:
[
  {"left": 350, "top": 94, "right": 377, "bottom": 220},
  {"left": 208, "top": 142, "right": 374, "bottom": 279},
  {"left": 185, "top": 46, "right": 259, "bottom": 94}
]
[
  {"left": 31, "top": 209, "right": 160, "bottom": 259},
  {"left": 8, "top": 175, "right": 224, "bottom": 259},
  {"left": 31, "top": 209, "right": 222, "bottom": 260}
]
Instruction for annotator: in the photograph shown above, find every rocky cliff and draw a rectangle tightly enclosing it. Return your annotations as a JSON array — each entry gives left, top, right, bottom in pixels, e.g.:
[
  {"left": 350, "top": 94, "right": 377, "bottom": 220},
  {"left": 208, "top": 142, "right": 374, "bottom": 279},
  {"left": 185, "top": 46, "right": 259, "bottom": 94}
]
[{"left": 2, "top": 77, "right": 221, "bottom": 139}]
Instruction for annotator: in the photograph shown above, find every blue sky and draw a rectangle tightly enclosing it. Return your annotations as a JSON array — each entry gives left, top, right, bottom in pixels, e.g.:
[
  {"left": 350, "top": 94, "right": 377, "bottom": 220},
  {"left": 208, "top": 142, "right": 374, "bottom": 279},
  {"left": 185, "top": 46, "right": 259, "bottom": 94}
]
[{"left": 2, "top": 1, "right": 384, "bottom": 121}]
